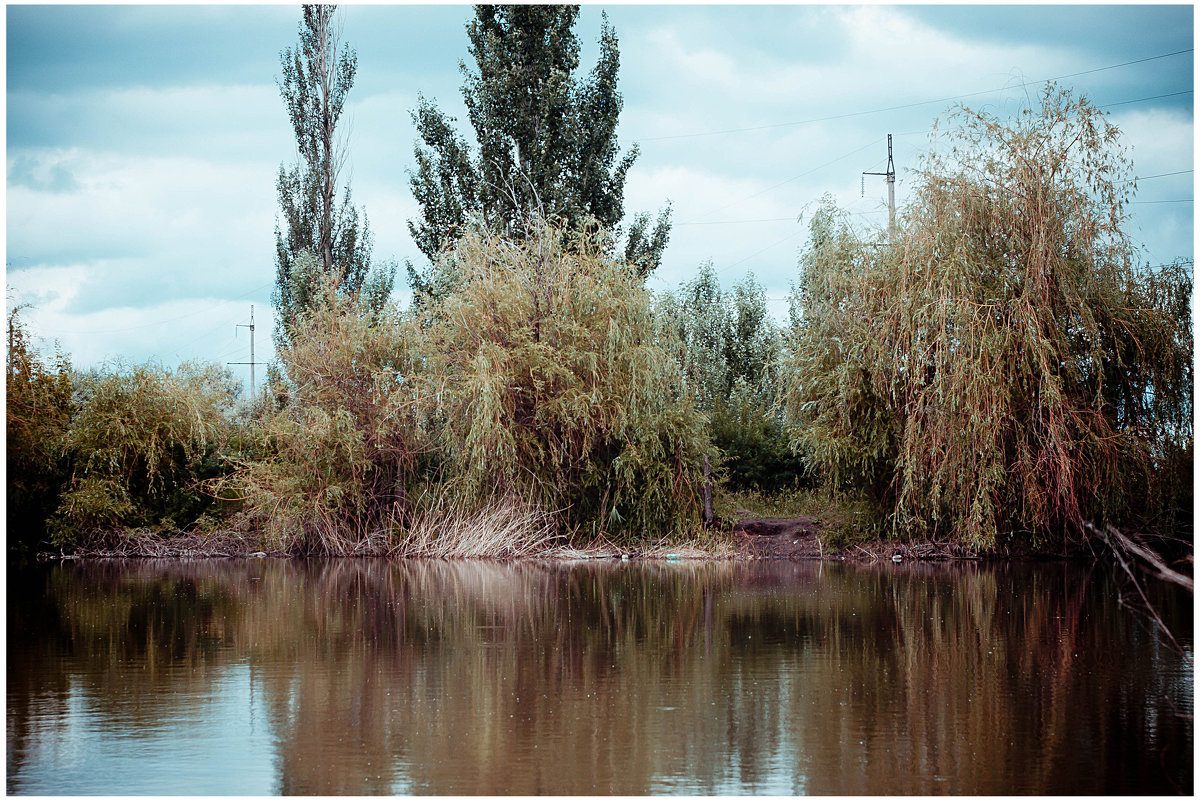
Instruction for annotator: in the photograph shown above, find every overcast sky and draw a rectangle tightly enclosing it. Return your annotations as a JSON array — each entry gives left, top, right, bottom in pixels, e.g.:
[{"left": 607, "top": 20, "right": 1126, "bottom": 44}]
[{"left": 6, "top": 3, "right": 1194, "bottom": 391}]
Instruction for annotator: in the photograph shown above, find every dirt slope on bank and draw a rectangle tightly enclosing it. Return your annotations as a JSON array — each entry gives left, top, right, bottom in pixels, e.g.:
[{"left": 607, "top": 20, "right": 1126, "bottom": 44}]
[
  {"left": 733, "top": 516, "right": 826, "bottom": 558},
  {"left": 732, "top": 516, "right": 990, "bottom": 561}
]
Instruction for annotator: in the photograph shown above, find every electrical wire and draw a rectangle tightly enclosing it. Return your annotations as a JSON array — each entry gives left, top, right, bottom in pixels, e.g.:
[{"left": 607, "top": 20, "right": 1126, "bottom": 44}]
[
  {"left": 1101, "top": 90, "right": 1192, "bottom": 109},
  {"left": 712, "top": 229, "right": 808, "bottom": 278},
  {"left": 1129, "top": 170, "right": 1193, "bottom": 182}
]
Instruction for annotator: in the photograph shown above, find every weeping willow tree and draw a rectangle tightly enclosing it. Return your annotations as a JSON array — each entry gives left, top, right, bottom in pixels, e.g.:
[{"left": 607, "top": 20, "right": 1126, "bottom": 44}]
[
  {"left": 416, "top": 217, "right": 710, "bottom": 539},
  {"left": 784, "top": 86, "right": 1192, "bottom": 549}
]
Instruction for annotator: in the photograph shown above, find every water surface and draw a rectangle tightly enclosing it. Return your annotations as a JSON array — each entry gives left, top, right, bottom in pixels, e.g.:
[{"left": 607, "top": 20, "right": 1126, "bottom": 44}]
[{"left": 7, "top": 558, "right": 1193, "bottom": 794}]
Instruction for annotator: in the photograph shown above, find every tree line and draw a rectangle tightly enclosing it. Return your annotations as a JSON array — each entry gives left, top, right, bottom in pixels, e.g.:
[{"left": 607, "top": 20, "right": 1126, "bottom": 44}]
[{"left": 6, "top": 5, "right": 1192, "bottom": 557}]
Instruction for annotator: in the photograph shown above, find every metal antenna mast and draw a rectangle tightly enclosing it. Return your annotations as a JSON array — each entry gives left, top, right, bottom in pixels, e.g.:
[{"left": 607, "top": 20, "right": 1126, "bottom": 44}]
[
  {"left": 228, "top": 305, "right": 261, "bottom": 398},
  {"left": 862, "top": 133, "right": 896, "bottom": 239}
]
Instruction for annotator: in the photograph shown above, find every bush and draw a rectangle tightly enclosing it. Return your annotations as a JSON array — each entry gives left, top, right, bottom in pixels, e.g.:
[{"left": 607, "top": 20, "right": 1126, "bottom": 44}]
[
  {"left": 49, "top": 361, "right": 237, "bottom": 544},
  {"left": 781, "top": 202, "right": 901, "bottom": 506},
  {"left": 231, "top": 277, "right": 423, "bottom": 553},
  {"left": 416, "top": 218, "right": 711, "bottom": 540},
  {"left": 6, "top": 306, "right": 74, "bottom": 552},
  {"left": 783, "top": 86, "right": 1193, "bottom": 549},
  {"left": 709, "top": 378, "right": 808, "bottom": 493}
]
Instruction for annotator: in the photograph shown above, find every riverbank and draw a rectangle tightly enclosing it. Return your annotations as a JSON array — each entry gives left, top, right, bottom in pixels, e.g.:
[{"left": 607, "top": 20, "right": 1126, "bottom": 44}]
[{"left": 36, "top": 516, "right": 1081, "bottom": 563}]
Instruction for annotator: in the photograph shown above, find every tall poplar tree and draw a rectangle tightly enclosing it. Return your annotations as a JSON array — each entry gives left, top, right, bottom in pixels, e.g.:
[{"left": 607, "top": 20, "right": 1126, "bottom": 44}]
[
  {"left": 274, "top": 4, "right": 385, "bottom": 350},
  {"left": 408, "top": 4, "right": 670, "bottom": 296}
]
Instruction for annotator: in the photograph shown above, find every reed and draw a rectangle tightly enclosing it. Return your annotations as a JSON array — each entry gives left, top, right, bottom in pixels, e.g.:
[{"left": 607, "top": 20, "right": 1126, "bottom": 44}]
[{"left": 391, "top": 493, "right": 559, "bottom": 559}]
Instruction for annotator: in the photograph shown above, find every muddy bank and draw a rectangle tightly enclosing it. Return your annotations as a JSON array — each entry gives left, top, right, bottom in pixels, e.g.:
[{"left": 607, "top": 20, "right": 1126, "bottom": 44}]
[
  {"left": 39, "top": 518, "right": 1096, "bottom": 562},
  {"left": 733, "top": 516, "right": 1014, "bottom": 561}
]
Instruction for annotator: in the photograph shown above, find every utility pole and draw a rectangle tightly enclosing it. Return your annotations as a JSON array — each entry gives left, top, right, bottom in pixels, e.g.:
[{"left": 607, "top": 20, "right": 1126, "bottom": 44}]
[
  {"left": 862, "top": 133, "right": 896, "bottom": 240},
  {"left": 228, "top": 305, "right": 261, "bottom": 398}
]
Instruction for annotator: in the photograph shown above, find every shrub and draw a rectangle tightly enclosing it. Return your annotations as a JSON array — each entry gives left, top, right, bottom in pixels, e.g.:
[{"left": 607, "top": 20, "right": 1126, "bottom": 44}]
[
  {"left": 50, "top": 361, "right": 236, "bottom": 544},
  {"left": 662, "top": 264, "right": 807, "bottom": 492},
  {"left": 6, "top": 306, "right": 73, "bottom": 551},
  {"left": 231, "top": 277, "right": 424, "bottom": 553},
  {"left": 416, "top": 218, "right": 711, "bottom": 540},
  {"left": 781, "top": 203, "right": 899, "bottom": 504}
]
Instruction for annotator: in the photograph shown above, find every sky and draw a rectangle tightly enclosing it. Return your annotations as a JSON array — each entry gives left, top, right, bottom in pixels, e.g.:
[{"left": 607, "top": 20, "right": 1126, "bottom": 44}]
[{"left": 6, "top": 3, "right": 1195, "bottom": 394}]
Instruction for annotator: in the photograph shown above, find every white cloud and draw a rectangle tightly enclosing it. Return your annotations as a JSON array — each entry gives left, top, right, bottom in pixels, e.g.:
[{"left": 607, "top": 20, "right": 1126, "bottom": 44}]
[
  {"left": 8, "top": 148, "right": 277, "bottom": 294},
  {"left": 1110, "top": 107, "right": 1194, "bottom": 175},
  {"left": 6, "top": 292, "right": 275, "bottom": 379}
]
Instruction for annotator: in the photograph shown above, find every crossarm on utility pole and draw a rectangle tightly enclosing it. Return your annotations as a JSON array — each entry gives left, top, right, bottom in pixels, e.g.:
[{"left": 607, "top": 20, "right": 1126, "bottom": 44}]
[
  {"left": 862, "top": 133, "right": 896, "bottom": 240},
  {"left": 229, "top": 305, "right": 261, "bottom": 398}
]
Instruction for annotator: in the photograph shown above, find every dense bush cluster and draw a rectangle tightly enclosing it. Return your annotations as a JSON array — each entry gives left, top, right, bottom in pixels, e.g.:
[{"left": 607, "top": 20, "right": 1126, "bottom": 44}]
[
  {"left": 7, "top": 307, "right": 73, "bottom": 553},
  {"left": 782, "top": 87, "right": 1193, "bottom": 549},
  {"left": 231, "top": 278, "right": 423, "bottom": 553},
  {"left": 49, "top": 361, "right": 237, "bottom": 543},
  {"left": 9, "top": 87, "right": 1191, "bottom": 556},
  {"left": 418, "top": 221, "right": 710, "bottom": 539}
]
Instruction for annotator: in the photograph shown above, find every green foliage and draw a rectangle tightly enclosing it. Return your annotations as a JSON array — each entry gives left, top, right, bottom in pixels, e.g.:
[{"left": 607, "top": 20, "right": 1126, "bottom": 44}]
[
  {"left": 783, "top": 86, "right": 1193, "bottom": 549},
  {"left": 49, "top": 361, "right": 237, "bottom": 544},
  {"left": 710, "top": 378, "right": 809, "bottom": 493},
  {"left": 781, "top": 202, "right": 900, "bottom": 503},
  {"left": 233, "top": 277, "right": 424, "bottom": 553},
  {"left": 662, "top": 263, "right": 807, "bottom": 492},
  {"left": 273, "top": 4, "right": 393, "bottom": 350},
  {"left": 6, "top": 306, "right": 74, "bottom": 551},
  {"left": 416, "top": 217, "right": 710, "bottom": 539},
  {"left": 408, "top": 4, "right": 670, "bottom": 294}
]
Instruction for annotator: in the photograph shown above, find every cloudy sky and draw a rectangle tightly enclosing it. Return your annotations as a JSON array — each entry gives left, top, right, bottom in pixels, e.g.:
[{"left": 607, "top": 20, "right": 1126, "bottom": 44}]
[{"left": 7, "top": 3, "right": 1194, "bottom": 392}]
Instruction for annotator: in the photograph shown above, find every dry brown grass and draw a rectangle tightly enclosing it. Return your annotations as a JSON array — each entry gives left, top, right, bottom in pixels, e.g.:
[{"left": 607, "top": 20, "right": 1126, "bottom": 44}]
[{"left": 391, "top": 495, "right": 560, "bottom": 559}]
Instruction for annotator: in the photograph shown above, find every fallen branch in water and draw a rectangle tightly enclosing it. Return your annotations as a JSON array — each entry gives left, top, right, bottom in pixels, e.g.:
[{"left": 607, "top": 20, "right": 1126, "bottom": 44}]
[
  {"left": 1088, "top": 521, "right": 1192, "bottom": 657},
  {"left": 1099, "top": 525, "right": 1193, "bottom": 592}
]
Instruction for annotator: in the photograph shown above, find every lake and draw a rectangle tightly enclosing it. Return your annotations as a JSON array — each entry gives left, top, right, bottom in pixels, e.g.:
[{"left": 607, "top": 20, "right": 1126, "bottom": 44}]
[{"left": 7, "top": 558, "right": 1193, "bottom": 795}]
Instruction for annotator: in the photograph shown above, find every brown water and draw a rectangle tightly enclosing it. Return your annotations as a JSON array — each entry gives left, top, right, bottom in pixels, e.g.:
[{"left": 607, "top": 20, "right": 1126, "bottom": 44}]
[{"left": 6, "top": 558, "right": 1193, "bottom": 795}]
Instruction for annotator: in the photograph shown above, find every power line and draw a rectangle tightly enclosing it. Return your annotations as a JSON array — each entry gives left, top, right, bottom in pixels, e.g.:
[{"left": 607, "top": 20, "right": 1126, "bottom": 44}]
[
  {"left": 678, "top": 217, "right": 798, "bottom": 226},
  {"left": 1101, "top": 90, "right": 1192, "bottom": 109},
  {"left": 1130, "top": 170, "right": 1193, "bottom": 182},
  {"left": 174, "top": 298, "right": 273, "bottom": 355},
  {"left": 677, "top": 131, "right": 920, "bottom": 226},
  {"left": 679, "top": 138, "right": 881, "bottom": 224},
  {"left": 675, "top": 168, "right": 1193, "bottom": 226},
  {"left": 713, "top": 229, "right": 807, "bottom": 278},
  {"left": 1130, "top": 199, "right": 1193, "bottom": 204},
  {"left": 640, "top": 47, "right": 1193, "bottom": 143}
]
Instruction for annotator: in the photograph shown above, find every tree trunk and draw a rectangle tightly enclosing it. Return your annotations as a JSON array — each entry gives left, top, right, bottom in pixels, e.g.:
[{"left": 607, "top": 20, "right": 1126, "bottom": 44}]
[{"left": 702, "top": 454, "right": 714, "bottom": 527}]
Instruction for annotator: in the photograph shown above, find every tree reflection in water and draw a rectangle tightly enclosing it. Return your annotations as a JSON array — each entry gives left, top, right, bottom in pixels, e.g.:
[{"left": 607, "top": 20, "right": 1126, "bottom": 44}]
[{"left": 7, "top": 558, "right": 1193, "bottom": 795}]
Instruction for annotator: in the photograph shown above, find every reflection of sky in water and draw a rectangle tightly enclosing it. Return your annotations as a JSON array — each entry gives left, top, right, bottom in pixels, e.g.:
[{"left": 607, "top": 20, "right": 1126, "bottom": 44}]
[{"left": 16, "top": 664, "right": 275, "bottom": 795}]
